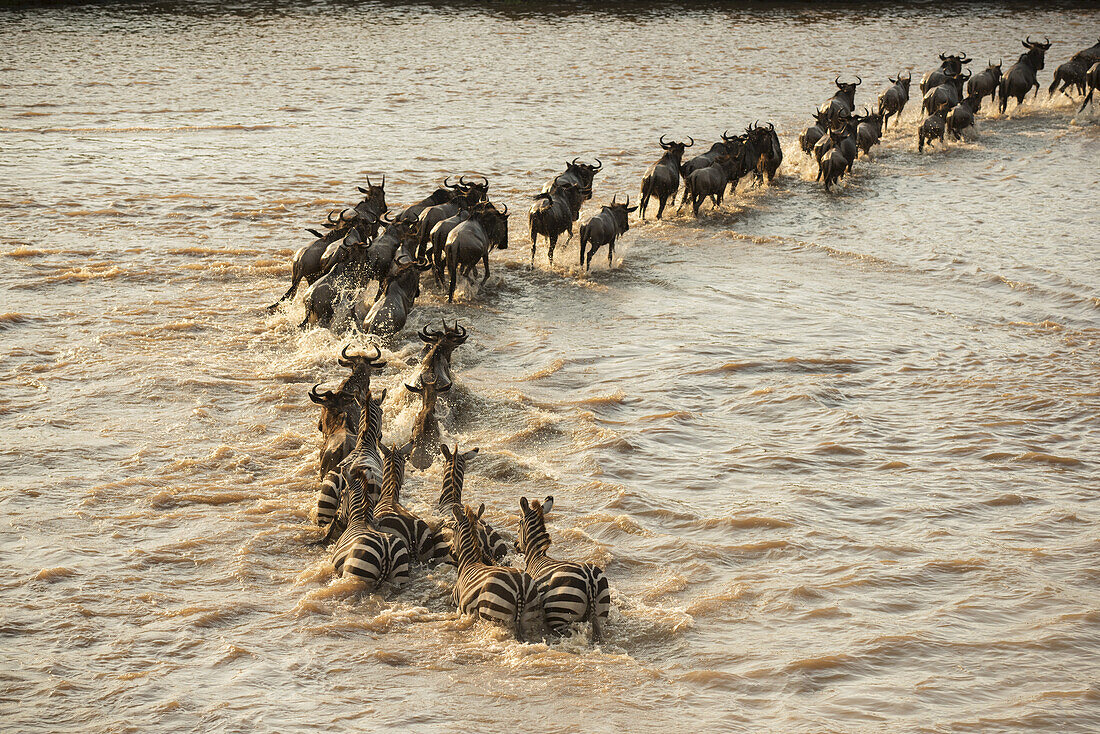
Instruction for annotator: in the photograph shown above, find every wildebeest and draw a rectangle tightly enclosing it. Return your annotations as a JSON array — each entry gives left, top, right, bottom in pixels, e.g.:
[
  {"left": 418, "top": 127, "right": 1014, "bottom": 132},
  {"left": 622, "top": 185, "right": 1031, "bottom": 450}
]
[
  {"left": 396, "top": 177, "right": 465, "bottom": 222},
  {"left": 819, "top": 134, "right": 850, "bottom": 193},
  {"left": 999, "top": 37, "right": 1053, "bottom": 113},
  {"left": 578, "top": 195, "right": 637, "bottom": 269},
  {"left": 639, "top": 135, "right": 692, "bottom": 220},
  {"left": 429, "top": 209, "right": 471, "bottom": 282},
  {"left": 746, "top": 122, "right": 783, "bottom": 184},
  {"left": 877, "top": 72, "right": 912, "bottom": 131},
  {"left": 683, "top": 155, "right": 741, "bottom": 217},
  {"left": 444, "top": 201, "right": 509, "bottom": 302},
  {"left": 365, "top": 214, "right": 420, "bottom": 286},
  {"left": 405, "top": 371, "right": 449, "bottom": 471},
  {"left": 308, "top": 346, "right": 386, "bottom": 479},
  {"left": 1080, "top": 61, "right": 1100, "bottom": 112},
  {"left": 918, "top": 102, "right": 951, "bottom": 152},
  {"left": 298, "top": 233, "right": 375, "bottom": 330},
  {"left": 682, "top": 132, "right": 736, "bottom": 177},
  {"left": 418, "top": 177, "right": 488, "bottom": 251},
  {"left": 922, "top": 69, "right": 970, "bottom": 116},
  {"left": 1049, "top": 54, "right": 1090, "bottom": 98},
  {"left": 921, "top": 53, "right": 972, "bottom": 96},
  {"left": 856, "top": 107, "right": 885, "bottom": 156},
  {"left": 799, "top": 111, "right": 831, "bottom": 153},
  {"left": 967, "top": 61, "right": 1002, "bottom": 110},
  {"left": 819, "top": 76, "right": 861, "bottom": 123},
  {"left": 356, "top": 258, "right": 429, "bottom": 337},
  {"left": 814, "top": 117, "right": 856, "bottom": 173},
  {"left": 542, "top": 158, "right": 602, "bottom": 200},
  {"left": 947, "top": 94, "right": 981, "bottom": 140},
  {"left": 529, "top": 182, "right": 584, "bottom": 265},
  {"left": 410, "top": 320, "right": 468, "bottom": 393}
]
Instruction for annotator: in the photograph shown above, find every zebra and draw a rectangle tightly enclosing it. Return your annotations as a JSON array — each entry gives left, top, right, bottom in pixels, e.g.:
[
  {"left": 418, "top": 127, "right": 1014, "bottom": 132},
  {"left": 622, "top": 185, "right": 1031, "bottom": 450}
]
[
  {"left": 450, "top": 503, "right": 540, "bottom": 641},
  {"left": 315, "top": 389, "right": 385, "bottom": 529},
  {"left": 374, "top": 442, "right": 439, "bottom": 564},
  {"left": 327, "top": 464, "right": 410, "bottom": 590},
  {"left": 431, "top": 443, "right": 512, "bottom": 563},
  {"left": 517, "top": 496, "right": 611, "bottom": 642}
]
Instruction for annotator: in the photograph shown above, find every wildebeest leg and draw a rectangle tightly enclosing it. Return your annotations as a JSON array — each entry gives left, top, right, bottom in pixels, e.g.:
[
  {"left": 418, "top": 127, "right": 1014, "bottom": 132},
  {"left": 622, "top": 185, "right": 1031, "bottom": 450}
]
[
  {"left": 608, "top": 240, "right": 614, "bottom": 268},
  {"left": 530, "top": 231, "right": 537, "bottom": 264},
  {"left": 481, "top": 252, "right": 490, "bottom": 285},
  {"left": 548, "top": 234, "right": 557, "bottom": 265},
  {"left": 655, "top": 194, "right": 667, "bottom": 220}
]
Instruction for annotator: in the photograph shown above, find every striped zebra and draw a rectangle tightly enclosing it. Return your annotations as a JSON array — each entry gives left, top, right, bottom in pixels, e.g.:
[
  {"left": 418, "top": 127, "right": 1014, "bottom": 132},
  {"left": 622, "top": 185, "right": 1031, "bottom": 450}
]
[
  {"left": 374, "top": 442, "right": 439, "bottom": 564},
  {"left": 517, "top": 496, "right": 611, "bottom": 642},
  {"left": 450, "top": 503, "right": 540, "bottom": 641},
  {"left": 431, "top": 444, "right": 512, "bottom": 563},
  {"left": 328, "top": 461, "right": 410, "bottom": 589},
  {"left": 315, "top": 389, "right": 385, "bottom": 529}
]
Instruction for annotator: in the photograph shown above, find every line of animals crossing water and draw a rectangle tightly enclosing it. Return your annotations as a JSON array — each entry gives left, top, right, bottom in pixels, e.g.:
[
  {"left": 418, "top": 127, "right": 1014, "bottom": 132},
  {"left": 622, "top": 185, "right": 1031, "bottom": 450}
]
[{"left": 273, "top": 34, "right": 1099, "bottom": 644}]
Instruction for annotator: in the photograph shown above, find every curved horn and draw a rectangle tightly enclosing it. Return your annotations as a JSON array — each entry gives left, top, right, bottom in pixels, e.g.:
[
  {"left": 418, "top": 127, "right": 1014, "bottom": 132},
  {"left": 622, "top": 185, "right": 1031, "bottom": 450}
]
[
  {"left": 571, "top": 157, "right": 580, "bottom": 167},
  {"left": 685, "top": 136, "right": 694, "bottom": 147},
  {"left": 767, "top": 121, "right": 775, "bottom": 131},
  {"left": 380, "top": 210, "right": 394, "bottom": 224},
  {"left": 478, "top": 175, "right": 489, "bottom": 189},
  {"left": 459, "top": 175, "right": 470, "bottom": 187},
  {"left": 854, "top": 75, "right": 862, "bottom": 86},
  {"left": 723, "top": 129, "right": 731, "bottom": 139},
  {"left": 498, "top": 202, "right": 508, "bottom": 216},
  {"left": 940, "top": 52, "right": 948, "bottom": 60},
  {"left": 380, "top": 174, "right": 385, "bottom": 188},
  {"left": 1043, "top": 37, "right": 1050, "bottom": 48},
  {"left": 327, "top": 210, "right": 339, "bottom": 224},
  {"left": 659, "top": 134, "right": 671, "bottom": 148},
  {"left": 835, "top": 74, "right": 843, "bottom": 87},
  {"left": 611, "top": 193, "right": 618, "bottom": 205},
  {"left": 1025, "top": 35, "right": 1033, "bottom": 46},
  {"left": 444, "top": 175, "right": 459, "bottom": 189},
  {"left": 592, "top": 158, "right": 602, "bottom": 171}
]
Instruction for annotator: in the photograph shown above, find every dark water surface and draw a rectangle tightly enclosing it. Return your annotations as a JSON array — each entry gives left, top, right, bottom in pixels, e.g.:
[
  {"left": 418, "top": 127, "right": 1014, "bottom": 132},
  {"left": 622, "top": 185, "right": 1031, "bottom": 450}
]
[{"left": 2, "top": 2, "right": 1098, "bottom": 732}]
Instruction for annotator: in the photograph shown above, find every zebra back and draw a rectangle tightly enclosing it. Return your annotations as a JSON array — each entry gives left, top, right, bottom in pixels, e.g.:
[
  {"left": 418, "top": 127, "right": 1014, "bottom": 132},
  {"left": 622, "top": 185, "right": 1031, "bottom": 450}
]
[
  {"left": 339, "top": 389, "right": 386, "bottom": 502},
  {"left": 517, "top": 495, "right": 610, "bottom": 638},
  {"left": 377, "top": 441, "right": 411, "bottom": 513},
  {"left": 330, "top": 469, "right": 410, "bottom": 588},
  {"left": 437, "top": 443, "right": 479, "bottom": 512}
]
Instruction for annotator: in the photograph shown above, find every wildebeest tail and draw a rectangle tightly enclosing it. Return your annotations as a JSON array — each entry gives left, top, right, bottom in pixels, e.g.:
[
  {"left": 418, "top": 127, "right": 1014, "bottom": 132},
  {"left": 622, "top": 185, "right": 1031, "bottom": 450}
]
[{"left": 1081, "top": 87, "right": 1095, "bottom": 113}]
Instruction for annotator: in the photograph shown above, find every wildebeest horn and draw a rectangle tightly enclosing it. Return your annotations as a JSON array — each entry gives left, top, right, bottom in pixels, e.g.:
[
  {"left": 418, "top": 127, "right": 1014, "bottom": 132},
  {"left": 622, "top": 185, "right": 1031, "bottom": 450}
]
[
  {"left": 939, "top": 53, "right": 948, "bottom": 60},
  {"left": 571, "top": 157, "right": 580, "bottom": 166},
  {"left": 379, "top": 174, "right": 385, "bottom": 188},
  {"left": 685, "top": 136, "right": 694, "bottom": 147},
  {"left": 1025, "top": 36, "right": 1033, "bottom": 46},
  {"left": 1043, "top": 37, "right": 1050, "bottom": 49},
  {"left": 659, "top": 134, "right": 671, "bottom": 149},
  {"left": 459, "top": 175, "right": 469, "bottom": 187},
  {"left": 327, "top": 210, "right": 339, "bottom": 223},
  {"left": 444, "top": 176, "right": 459, "bottom": 189},
  {"left": 592, "top": 158, "right": 602, "bottom": 171},
  {"left": 380, "top": 210, "right": 393, "bottom": 224},
  {"left": 306, "top": 228, "right": 323, "bottom": 238},
  {"left": 611, "top": 193, "right": 618, "bottom": 205},
  {"left": 498, "top": 202, "right": 508, "bottom": 216},
  {"left": 309, "top": 383, "right": 336, "bottom": 404},
  {"left": 767, "top": 122, "right": 775, "bottom": 131},
  {"left": 854, "top": 75, "right": 862, "bottom": 86},
  {"left": 835, "top": 75, "right": 843, "bottom": 87}
]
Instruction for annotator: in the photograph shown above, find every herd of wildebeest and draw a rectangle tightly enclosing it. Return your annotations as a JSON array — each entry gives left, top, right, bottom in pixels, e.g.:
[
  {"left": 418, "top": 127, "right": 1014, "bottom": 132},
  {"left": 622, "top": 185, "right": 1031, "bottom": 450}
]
[{"left": 275, "top": 36, "right": 1099, "bottom": 642}]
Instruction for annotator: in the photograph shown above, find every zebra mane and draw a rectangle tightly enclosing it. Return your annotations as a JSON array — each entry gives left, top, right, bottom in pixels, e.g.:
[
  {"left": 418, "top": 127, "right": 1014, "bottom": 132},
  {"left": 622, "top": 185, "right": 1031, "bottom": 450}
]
[
  {"left": 438, "top": 443, "right": 478, "bottom": 511},
  {"left": 519, "top": 496, "right": 553, "bottom": 556},
  {"left": 378, "top": 442, "right": 410, "bottom": 511},
  {"left": 450, "top": 505, "right": 485, "bottom": 567}
]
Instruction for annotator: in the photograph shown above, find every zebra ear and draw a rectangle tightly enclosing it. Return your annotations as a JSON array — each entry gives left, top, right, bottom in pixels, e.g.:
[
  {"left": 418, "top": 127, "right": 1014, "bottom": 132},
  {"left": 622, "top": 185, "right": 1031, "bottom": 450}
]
[
  {"left": 542, "top": 496, "right": 554, "bottom": 514},
  {"left": 451, "top": 506, "right": 462, "bottom": 522},
  {"left": 440, "top": 443, "right": 452, "bottom": 460},
  {"left": 476, "top": 503, "right": 485, "bottom": 520},
  {"left": 379, "top": 443, "right": 393, "bottom": 459},
  {"left": 520, "top": 497, "right": 530, "bottom": 514}
]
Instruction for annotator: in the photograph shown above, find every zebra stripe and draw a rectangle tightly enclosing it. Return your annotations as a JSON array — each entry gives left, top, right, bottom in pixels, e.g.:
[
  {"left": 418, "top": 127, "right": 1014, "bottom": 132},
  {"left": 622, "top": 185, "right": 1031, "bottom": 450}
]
[
  {"left": 375, "top": 443, "right": 439, "bottom": 564},
  {"left": 450, "top": 505, "right": 540, "bottom": 640},
  {"left": 518, "top": 496, "right": 611, "bottom": 641},
  {"left": 330, "top": 464, "right": 410, "bottom": 590},
  {"left": 314, "top": 470, "right": 345, "bottom": 527},
  {"left": 436, "top": 443, "right": 478, "bottom": 513},
  {"left": 336, "top": 389, "right": 385, "bottom": 506}
]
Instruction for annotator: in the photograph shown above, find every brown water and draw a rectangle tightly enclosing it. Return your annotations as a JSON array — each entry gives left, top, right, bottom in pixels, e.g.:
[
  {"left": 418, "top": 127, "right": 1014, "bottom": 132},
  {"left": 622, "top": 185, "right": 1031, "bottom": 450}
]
[{"left": 3, "top": 2, "right": 1099, "bottom": 731}]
